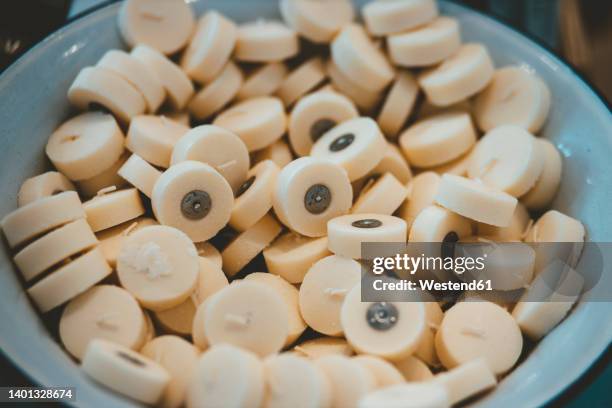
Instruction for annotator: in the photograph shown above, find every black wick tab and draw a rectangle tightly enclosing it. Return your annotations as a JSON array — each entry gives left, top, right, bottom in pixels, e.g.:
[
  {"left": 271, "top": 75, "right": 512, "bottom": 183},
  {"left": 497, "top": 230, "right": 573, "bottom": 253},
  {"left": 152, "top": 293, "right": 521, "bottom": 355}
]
[
  {"left": 181, "top": 190, "right": 212, "bottom": 220},
  {"left": 352, "top": 219, "right": 382, "bottom": 229},
  {"left": 304, "top": 184, "right": 332, "bottom": 214},
  {"left": 236, "top": 175, "right": 256, "bottom": 198},
  {"left": 310, "top": 118, "right": 336, "bottom": 143},
  {"left": 329, "top": 133, "right": 355, "bottom": 152},
  {"left": 441, "top": 231, "right": 459, "bottom": 260},
  {"left": 367, "top": 302, "right": 399, "bottom": 331}
]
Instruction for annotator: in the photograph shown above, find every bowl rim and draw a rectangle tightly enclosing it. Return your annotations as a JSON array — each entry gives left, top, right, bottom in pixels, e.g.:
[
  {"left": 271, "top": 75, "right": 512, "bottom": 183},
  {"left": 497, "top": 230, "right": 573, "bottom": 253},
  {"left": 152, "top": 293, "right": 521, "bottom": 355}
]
[{"left": 0, "top": 0, "right": 609, "bottom": 407}]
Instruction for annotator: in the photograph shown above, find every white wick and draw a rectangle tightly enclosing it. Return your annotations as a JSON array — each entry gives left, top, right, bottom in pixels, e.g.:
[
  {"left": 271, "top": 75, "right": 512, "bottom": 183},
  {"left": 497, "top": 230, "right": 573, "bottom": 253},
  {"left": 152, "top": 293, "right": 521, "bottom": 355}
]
[
  {"left": 461, "top": 326, "right": 486, "bottom": 339},
  {"left": 324, "top": 288, "right": 348, "bottom": 298},
  {"left": 96, "top": 185, "right": 117, "bottom": 197}
]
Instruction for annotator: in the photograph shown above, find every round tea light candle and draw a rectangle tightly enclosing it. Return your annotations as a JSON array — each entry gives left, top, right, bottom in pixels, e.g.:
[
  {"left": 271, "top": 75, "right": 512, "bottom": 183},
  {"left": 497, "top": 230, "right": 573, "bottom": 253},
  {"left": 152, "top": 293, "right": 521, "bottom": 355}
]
[
  {"left": 435, "top": 301, "right": 523, "bottom": 375},
  {"left": 171, "top": 125, "right": 250, "bottom": 194},
  {"left": 59, "top": 285, "right": 147, "bottom": 360},
  {"left": 203, "top": 281, "right": 289, "bottom": 357},
  {"left": 273, "top": 157, "right": 352, "bottom": 237},
  {"left": 341, "top": 285, "right": 427, "bottom": 360},
  {"left": 299, "top": 255, "right": 361, "bottom": 336},
  {"left": 117, "top": 225, "right": 199, "bottom": 311}
]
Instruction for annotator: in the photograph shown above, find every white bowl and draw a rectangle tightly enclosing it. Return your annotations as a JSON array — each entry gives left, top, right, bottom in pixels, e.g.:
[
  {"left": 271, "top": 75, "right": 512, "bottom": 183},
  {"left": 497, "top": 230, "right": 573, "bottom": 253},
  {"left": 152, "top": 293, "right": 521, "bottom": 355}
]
[{"left": 0, "top": 1, "right": 610, "bottom": 406}]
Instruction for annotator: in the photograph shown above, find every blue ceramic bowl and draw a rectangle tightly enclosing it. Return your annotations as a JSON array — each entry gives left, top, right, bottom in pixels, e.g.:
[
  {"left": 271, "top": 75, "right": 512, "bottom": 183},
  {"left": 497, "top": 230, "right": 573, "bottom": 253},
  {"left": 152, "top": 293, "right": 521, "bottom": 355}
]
[{"left": 0, "top": 1, "right": 610, "bottom": 406}]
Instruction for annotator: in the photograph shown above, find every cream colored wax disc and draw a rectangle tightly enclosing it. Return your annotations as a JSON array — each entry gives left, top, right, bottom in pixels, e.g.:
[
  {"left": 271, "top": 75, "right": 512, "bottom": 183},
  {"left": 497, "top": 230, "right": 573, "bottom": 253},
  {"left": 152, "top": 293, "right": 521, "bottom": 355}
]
[
  {"left": 398, "top": 172, "right": 441, "bottom": 230},
  {"left": 235, "top": 20, "right": 299, "bottom": 62},
  {"left": 82, "top": 338, "right": 170, "bottom": 405},
  {"left": 289, "top": 89, "right": 359, "bottom": 157},
  {"left": 83, "top": 188, "right": 145, "bottom": 232},
  {"left": 181, "top": 11, "right": 237, "bottom": 84},
  {"left": 299, "top": 255, "right": 361, "bottom": 336},
  {"left": 264, "top": 232, "right": 331, "bottom": 283},
  {"left": 188, "top": 62, "right": 243, "bottom": 120},
  {"left": 435, "top": 174, "right": 518, "bottom": 227},
  {"left": 435, "top": 301, "right": 523, "bottom": 375},
  {"left": 97, "top": 49, "right": 165, "bottom": 113},
  {"left": 353, "top": 356, "right": 405, "bottom": 388},
  {"left": 230, "top": 160, "right": 280, "bottom": 232},
  {"left": 352, "top": 173, "right": 408, "bottom": 215},
  {"left": 27, "top": 247, "right": 112, "bottom": 313},
  {"left": 67, "top": 66, "right": 146, "bottom": 124},
  {"left": 151, "top": 161, "right": 233, "bottom": 242},
  {"left": 186, "top": 344, "right": 264, "bottom": 408},
  {"left": 264, "top": 354, "right": 331, "bottom": 408},
  {"left": 117, "top": 225, "right": 199, "bottom": 311},
  {"left": 310, "top": 117, "right": 387, "bottom": 181},
  {"left": 59, "top": 285, "right": 147, "bottom": 360},
  {"left": 359, "top": 382, "right": 450, "bottom": 408},
  {"left": 433, "top": 358, "right": 497, "bottom": 405},
  {"left": 512, "top": 261, "right": 584, "bottom": 340},
  {"left": 525, "top": 210, "right": 585, "bottom": 275},
  {"left": 280, "top": 0, "right": 354, "bottom": 43},
  {"left": 418, "top": 44, "right": 495, "bottom": 107},
  {"left": 203, "top": 281, "right": 289, "bottom": 356},
  {"left": 326, "top": 59, "right": 383, "bottom": 112},
  {"left": 315, "top": 355, "right": 375, "bottom": 408},
  {"left": 18, "top": 171, "right": 75, "bottom": 207},
  {"left": 414, "top": 302, "right": 444, "bottom": 366},
  {"left": 369, "top": 143, "right": 412, "bottom": 184},
  {"left": 277, "top": 57, "right": 327, "bottom": 107},
  {"left": 221, "top": 214, "right": 282, "bottom": 277},
  {"left": 14, "top": 218, "right": 98, "bottom": 282},
  {"left": 1, "top": 191, "right": 85, "bottom": 249},
  {"left": 131, "top": 45, "right": 194, "bottom": 110},
  {"left": 388, "top": 16, "right": 461, "bottom": 67},
  {"left": 294, "top": 337, "right": 354, "bottom": 359},
  {"left": 477, "top": 202, "right": 530, "bottom": 241},
  {"left": 328, "top": 214, "right": 407, "bottom": 260},
  {"left": 245, "top": 272, "right": 307, "bottom": 346},
  {"left": 154, "top": 257, "right": 228, "bottom": 336},
  {"left": 77, "top": 152, "right": 129, "bottom": 198},
  {"left": 331, "top": 24, "right": 394, "bottom": 92},
  {"left": 408, "top": 205, "right": 472, "bottom": 242},
  {"left": 474, "top": 66, "right": 551, "bottom": 134},
  {"left": 213, "top": 96, "right": 287, "bottom": 152},
  {"left": 171, "top": 125, "right": 250, "bottom": 194},
  {"left": 237, "top": 62, "right": 288, "bottom": 101},
  {"left": 97, "top": 217, "right": 158, "bottom": 267},
  {"left": 46, "top": 112, "right": 124, "bottom": 181},
  {"left": 126, "top": 114, "right": 190, "bottom": 169},
  {"left": 341, "top": 285, "right": 427, "bottom": 360},
  {"left": 399, "top": 112, "right": 476, "bottom": 168},
  {"left": 521, "top": 139, "right": 562, "bottom": 210},
  {"left": 141, "top": 335, "right": 200, "bottom": 408},
  {"left": 118, "top": 0, "right": 194, "bottom": 55},
  {"left": 195, "top": 242, "right": 223, "bottom": 269},
  {"left": 253, "top": 139, "right": 294, "bottom": 169},
  {"left": 362, "top": 0, "right": 438, "bottom": 36},
  {"left": 272, "top": 157, "right": 352, "bottom": 237},
  {"left": 377, "top": 71, "right": 419, "bottom": 139},
  {"left": 468, "top": 125, "right": 544, "bottom": 197},
  {"left": 393, "top": 356, "right": 433, "bottom": 382},
  {"left": 118, "top": 154, "right": 162, "bottom": 198}
]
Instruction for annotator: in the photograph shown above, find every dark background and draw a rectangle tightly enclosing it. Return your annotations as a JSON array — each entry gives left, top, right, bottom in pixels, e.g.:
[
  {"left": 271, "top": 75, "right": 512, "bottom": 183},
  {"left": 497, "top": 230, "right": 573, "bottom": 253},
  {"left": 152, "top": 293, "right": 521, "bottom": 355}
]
[{"left": 0, "top": 1, "right": 609, "bottom": 407}]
